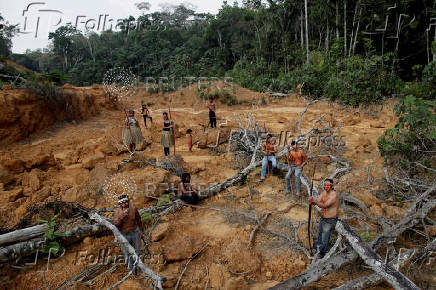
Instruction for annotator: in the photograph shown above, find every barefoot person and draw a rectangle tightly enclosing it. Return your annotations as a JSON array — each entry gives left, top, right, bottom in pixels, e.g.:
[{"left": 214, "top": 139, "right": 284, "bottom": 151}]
[
  {"left": 113, "top": 195, "right": 144, "bottom": 274},
  {"left": 286, "top": 141, "right": 308, "bottom": 196},
  {"left": 178, "top": 172, "right": 199, "bottom": 204},
  {"left": 260, "top": 134, "right": 277, "bottom": 181},
  {"left": 122, "top": 110, "right": 144, "bottom": 153},
  {"left": 186, "top": 129, "right": 193, "bottom": 152},
  {"left": 207, "top": 97, "right": 217, "bottom": 128},
  {"left": 161, "top": 112, "right": 173, "bottom": 156},
  {"left": 141, "top": 104, "right": 152, "bottom": 128},
  {"left": 308, "top": 179, "right": 339, "bottom": 259}
]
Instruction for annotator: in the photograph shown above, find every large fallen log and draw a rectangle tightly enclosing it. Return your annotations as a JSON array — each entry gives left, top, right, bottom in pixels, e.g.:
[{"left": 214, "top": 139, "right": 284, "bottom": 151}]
[
  {"left": 0, "top": 224, "right": 49, "bottom": 247},
  {"left": 335, "top": 221, "right": 419, "bottom": 290},
  {"left": 333, "top": 238, "right": 436, "bottom": 290},
  {"left": 269, "top": 186, "right": 436, "bottom": 289},
  {"left": 0, "top": 224, "right": 107, "bottom": 263},
  {"left": 89, "top": 212, "right": 165, "bottom": 290}
]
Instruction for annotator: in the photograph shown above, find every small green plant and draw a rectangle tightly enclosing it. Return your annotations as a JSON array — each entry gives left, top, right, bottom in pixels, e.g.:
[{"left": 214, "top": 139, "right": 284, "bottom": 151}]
[
  {"left": 141, "top": 212, "right": 153, "bottom": 223},
  {"left": 218, "top": 89, "right": 239, "bottom": 106},
  {"left": 38, "top": 213, "right": 66, "bottom": 255},
  {"left": 360, "top": 230, "right": 375, "bottom": 242},
  {"left": 157, "top": 194, "right": 172, "bottom": 206}
]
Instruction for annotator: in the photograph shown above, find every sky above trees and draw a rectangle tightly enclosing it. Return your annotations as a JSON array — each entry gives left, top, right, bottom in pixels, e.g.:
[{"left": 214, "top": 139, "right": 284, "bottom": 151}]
[{"left": 3, "top": 0, "right": 241, "bottom": 53}]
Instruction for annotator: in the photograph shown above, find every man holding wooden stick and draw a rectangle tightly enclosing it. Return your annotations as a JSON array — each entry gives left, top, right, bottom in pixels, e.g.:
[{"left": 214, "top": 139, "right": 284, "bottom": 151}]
[
  {"left": 113, "top": 195, "right": 144, "bottom": 274},
  {"left": 308, "top": 178, "right": 339, "bottom": 259}
]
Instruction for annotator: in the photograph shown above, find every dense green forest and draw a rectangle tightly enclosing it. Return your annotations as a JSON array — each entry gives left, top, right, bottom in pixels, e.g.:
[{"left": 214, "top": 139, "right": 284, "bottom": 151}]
[{"left": 1, "top": 0, "right": 435, "bottom": 105}]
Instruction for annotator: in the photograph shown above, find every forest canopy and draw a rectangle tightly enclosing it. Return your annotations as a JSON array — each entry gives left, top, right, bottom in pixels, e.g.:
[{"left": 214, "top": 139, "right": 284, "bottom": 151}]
[{"left": 1, "top": 0, "right": 436, "bottom": 105}]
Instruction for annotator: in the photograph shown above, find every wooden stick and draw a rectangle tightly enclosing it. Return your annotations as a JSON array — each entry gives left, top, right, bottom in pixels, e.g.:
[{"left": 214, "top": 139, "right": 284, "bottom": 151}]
[
  {"left": 169, "top": 106, "right": 176, "bottom": 154},
  {"left": 308, "top": 163, "right": 316, "bottom": 253},
  {"left": 174, "top": 243, "right": 208, "bottom": 290}
]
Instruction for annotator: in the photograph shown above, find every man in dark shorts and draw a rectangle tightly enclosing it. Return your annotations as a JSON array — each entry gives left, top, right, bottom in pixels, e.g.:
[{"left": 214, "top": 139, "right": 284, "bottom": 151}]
[
  {"left": 207, "top": 97, "right": 217, "bottom": 128},
  {"left": 141, "top": 104, "right": 152, "bottom": 128}
]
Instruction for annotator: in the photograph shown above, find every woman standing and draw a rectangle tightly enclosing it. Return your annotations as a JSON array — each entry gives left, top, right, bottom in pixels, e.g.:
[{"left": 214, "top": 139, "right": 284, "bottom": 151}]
[
  {"left": 122, "top": 110, "right": 143, "bottom": 153},
  {"left": 161, "top": 112, "right": 173, "bottom": 156}
]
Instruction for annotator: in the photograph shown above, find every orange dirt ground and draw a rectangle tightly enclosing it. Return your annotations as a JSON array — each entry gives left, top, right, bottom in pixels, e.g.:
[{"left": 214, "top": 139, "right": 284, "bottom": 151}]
[{"left": 1, "top": 82, "right": 424, "bottom": 289}]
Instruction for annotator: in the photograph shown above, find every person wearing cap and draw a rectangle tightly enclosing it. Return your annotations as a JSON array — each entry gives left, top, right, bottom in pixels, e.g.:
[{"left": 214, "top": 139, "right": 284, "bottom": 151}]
[
  {"left": 308, "top": 178, "right": 339, "bottom": 259},
  {"left": 113, "top": 195, "right": 144, "bottom": 273},
  {"left": 260, "top": 134, "right": 277, "bottom": 181}
]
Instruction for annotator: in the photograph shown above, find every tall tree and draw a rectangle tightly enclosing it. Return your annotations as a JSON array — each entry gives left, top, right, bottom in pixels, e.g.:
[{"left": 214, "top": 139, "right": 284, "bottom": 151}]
[
  {"left": 305, "top": 0, "right": 310, "bottom": 63},
  {"left": 0, "top": 14, "right": 18, "bottom": 57}
]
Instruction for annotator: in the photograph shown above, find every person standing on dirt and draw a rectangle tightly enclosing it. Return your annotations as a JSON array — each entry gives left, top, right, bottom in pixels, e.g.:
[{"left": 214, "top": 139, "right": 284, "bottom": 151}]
[
  {"left": 122, "top": 110, "right": 144, "bottom": 154},
  {"left": 286, "top": 141, "right": 308, "bottom": 196},
  {"left": 141, "top": 104, "right": 152, "bottom": 128},
  {"left": 308, "top": 179, "right": 339, "bottom": 259},
  {"left": 260, "top": 134, "right": 277, "bottom": 181},
  {"left": 177, "top": 172, "right": 200, "bottom": 204},
  {"left": 161, "top": 112, "right": 173, "bottom": 156},
  {"left": 208, "top": 97, "right": 217, "bottom": 128},
  {"left": 186, "top": 129, "right": 193, "bottom": 152},
  {"left": 113, "top": 195, "right": 144, "bottom": 274}
]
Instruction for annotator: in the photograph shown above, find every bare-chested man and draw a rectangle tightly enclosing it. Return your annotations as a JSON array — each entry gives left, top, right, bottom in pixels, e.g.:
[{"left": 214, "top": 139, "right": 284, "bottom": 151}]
[
  {"left": 260, "top": 134, "right": 277, "bottom": 181},
  {"left": 113, "top": 195, "right": 144, "bottom": 273},
  {"left": 308, "top": 178, "right": 339, "bottom": 259},
  {"left": 286, "top": 141, "right": 308, "bottom": 195},
  {"left": 208, "top": 97, "right": 217, "bottom": 128}
]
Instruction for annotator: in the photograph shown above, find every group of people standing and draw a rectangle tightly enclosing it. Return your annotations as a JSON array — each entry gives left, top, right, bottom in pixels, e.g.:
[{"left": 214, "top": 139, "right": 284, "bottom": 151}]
[
  {"left": 260, "top": 133, "right": 339, "bottom": 260},
  {"left": 260, "top": 134, "right": 307, "bottom": 196},
  {"left": 117, "top": 102, "right": 340, "bottom": 275},
  {"left": 122, "top": 98, "right": 218, "bottom": 157},
  {"left": 122, "top": 104, "right": 175, "bottom": 157}
]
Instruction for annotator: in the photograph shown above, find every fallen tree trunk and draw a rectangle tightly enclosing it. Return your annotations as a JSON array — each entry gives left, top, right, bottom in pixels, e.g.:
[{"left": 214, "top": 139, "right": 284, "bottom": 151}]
[
  {"left": 0, "top": 224, "right": 107, "bottom": 263},
  {"left": 89, "top": 212, "right": 165, "bottom": 290},
  {"left": 333, "top": 238, "right": 436, "bottom": 289},
  {"left": 0, "top": 224, "right": 49, "bottom": 247},
  {"left": 269, "top": 189, "right": 436, "bottom": 289},
  {"left": 335, "top": 221, "right": 419, "bottom": 290}
]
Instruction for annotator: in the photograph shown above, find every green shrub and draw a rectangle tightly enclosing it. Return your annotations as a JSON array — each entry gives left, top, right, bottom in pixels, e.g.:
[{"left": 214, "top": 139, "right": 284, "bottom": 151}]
[{"left": 377, "top": 95, "right": 435, "bottom": 161}]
